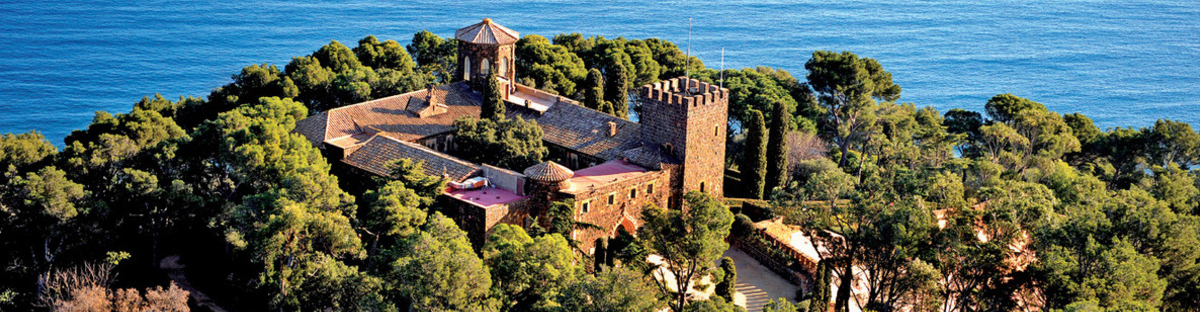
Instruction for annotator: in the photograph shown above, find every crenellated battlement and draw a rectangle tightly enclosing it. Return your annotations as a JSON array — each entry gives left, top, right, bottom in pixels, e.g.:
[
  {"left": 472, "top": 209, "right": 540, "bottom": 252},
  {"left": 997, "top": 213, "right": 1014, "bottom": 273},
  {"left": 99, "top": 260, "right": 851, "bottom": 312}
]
[{"left": 641, "top": 76, "right": 729, "bottom": 107}]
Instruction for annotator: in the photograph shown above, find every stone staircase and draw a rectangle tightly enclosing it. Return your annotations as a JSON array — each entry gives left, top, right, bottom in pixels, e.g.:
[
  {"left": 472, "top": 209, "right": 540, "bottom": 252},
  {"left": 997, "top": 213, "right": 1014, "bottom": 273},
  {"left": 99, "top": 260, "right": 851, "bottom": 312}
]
[{"left": 736, "top": 282, "right": 772, "bottom": 312}]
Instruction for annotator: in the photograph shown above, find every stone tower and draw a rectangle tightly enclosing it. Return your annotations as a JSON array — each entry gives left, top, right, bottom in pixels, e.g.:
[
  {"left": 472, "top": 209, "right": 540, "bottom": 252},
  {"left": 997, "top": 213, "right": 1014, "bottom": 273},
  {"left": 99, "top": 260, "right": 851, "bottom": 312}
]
[
  {"left": 638, "top": 77, "right": 729, "bottom": 208},
  {"left": 455, "top": 18, "right": 518, "bottom": 83}
]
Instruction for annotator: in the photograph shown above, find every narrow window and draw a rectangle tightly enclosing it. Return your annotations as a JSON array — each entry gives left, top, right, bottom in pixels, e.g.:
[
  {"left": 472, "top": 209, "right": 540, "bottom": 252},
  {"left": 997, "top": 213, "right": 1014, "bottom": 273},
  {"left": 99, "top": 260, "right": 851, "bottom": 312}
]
[
  {"left": 481, "top": 58, "right": 491, "bottom": 75},
  {"left": 582, "top": 201, "right": 590, "bottom": 213},
  {"left": 647, "top": 183, "right": 654, "bottom": 194},
  {"left": 699, "top": 181, "right": 707, "bottom": 193},
  {"left": 715, "top": 125, "right": 720, "bottom": 137},
  {"left": 630, "top": 188, "right": 638, "bottom": 199},
  {"left": 463, "top": 56, "right": 471, "bottom": 80},
  {"left": 500, "top": 57, "right": 509, "bottom": 76},
  {"left": 608, "top": 194, "right": 615, "bottom": 205}
]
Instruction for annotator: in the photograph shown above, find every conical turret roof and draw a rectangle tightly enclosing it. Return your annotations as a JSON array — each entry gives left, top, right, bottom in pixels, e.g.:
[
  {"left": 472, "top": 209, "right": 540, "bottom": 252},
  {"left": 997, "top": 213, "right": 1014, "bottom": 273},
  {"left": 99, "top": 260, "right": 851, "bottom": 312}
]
[
  {"left": 455, "top": 18, "right": 520, "bottom": 45},
  {"left": 523, "top": 161, "right": 574, "bottom": 182}
]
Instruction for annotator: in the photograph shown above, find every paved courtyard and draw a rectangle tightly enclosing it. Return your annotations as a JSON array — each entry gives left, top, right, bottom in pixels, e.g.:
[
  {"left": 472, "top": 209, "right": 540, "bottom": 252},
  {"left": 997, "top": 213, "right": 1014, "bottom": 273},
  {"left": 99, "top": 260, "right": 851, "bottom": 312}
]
[{"left": 723, "top": 247, "right": 801, "bottom": 312}]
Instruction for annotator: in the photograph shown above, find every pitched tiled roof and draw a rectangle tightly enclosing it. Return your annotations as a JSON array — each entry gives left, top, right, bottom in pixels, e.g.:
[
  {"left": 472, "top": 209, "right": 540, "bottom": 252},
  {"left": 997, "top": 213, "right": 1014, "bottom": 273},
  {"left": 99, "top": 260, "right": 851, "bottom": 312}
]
[
  {"left": 294, "top": 81, "right": 645, "bottom": 165},
  {"left": 294, "top": 110, "right": 328, "bottom": 146},
  {"left": 620, "top": 145, "right": 678, "bottom": 170},
  {"left": 455, "top": 18, "right": 520, "bottom": 45},
  {"left": 343, "top": 135, "right": 480, "bottom": 182},
  {"left": 294, "top": 82, "right": 481, "bottom": 144},
  {"left": 534, "top": 100, "right": 642, "bottom": 160},
  {"left": 523, "top": 161, "right": 573, "bottom": 182}
]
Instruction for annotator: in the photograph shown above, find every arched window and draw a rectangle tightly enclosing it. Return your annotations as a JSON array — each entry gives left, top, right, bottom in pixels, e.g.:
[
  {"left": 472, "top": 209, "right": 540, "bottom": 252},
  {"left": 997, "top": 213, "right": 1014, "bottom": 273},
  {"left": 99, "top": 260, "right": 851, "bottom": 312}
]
[
  {"left": 499, "top": 57, "right": 509, "bottom": 76},
  {"left": 481, "top": 58, "right": 491, "bottom": 75},
  {"left": 463, "top": 56, "right": 471, "bottom": 80}
]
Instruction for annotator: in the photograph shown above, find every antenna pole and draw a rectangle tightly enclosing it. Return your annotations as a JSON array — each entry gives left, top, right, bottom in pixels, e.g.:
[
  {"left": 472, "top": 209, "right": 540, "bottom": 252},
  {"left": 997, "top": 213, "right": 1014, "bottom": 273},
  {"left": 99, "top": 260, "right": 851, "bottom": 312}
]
[
  {"left": 720, "top": 48, "right": 725, "bottom": 89},
  {"left": 685, "top": 17, "right": 692, "bottom": 81}
]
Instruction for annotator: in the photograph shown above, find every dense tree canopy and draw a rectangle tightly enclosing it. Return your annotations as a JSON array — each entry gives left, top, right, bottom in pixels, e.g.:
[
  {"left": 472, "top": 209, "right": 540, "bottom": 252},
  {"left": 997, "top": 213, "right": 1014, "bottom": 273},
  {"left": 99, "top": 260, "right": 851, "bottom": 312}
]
[
  {"left": 1, "top": 27, "right": 1199, "bottom": 312},
  {"left": 451, "top": 116, "right": 548, "bottom": 170}
]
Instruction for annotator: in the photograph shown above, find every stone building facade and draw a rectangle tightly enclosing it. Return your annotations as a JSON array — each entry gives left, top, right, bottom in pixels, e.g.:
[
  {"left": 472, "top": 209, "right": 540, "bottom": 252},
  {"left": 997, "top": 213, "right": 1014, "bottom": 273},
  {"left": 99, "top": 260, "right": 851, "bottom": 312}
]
[{"left": 294, "top": 18, "right": 729, "bottom": 253}]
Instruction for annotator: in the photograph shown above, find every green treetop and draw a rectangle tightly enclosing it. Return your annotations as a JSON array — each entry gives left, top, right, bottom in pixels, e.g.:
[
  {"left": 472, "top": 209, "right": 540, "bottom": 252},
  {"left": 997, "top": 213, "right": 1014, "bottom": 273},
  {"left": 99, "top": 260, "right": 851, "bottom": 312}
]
[
  {"left": 639, "top": 191, "right": 734, "bottom": 311},
  {"left": 741, "top": 109, "right": 768, "bottom": 199}
]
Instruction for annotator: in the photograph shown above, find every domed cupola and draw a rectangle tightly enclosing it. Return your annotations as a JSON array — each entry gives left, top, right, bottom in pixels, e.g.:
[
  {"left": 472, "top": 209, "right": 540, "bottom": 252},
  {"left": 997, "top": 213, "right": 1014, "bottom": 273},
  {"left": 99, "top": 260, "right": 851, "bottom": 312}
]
[{"left": 523, "top": 161, "right": 573, "bottom": 191}]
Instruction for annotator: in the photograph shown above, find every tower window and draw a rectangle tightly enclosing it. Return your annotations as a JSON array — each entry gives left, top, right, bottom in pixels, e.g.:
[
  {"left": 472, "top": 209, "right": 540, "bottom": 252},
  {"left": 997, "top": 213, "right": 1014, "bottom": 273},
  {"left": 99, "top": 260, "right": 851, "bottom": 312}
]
[
  {"left": 608, "top": 193, "right": 615, "bottom": 205},
  {"left": 500, "top": 57, "right": 509, "bottom": 76},
  {"left": 715, "top": 125, "right": 719, "bottom": 137},
  {"left": 699, "top": 181, "right": 706, "bottom": 193},
  {"left": 481, "top": 58, "right": 491, "bottom": 75},
  {"left": 463, "top": 56, "right": 471, "bottom": 80}
]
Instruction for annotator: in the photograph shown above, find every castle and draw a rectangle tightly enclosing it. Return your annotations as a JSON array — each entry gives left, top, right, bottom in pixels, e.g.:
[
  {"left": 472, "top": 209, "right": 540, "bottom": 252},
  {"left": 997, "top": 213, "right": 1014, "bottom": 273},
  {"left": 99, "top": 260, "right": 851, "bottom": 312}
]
[{"left": 294, "top": 18, "right": 728, "bottom": 251}]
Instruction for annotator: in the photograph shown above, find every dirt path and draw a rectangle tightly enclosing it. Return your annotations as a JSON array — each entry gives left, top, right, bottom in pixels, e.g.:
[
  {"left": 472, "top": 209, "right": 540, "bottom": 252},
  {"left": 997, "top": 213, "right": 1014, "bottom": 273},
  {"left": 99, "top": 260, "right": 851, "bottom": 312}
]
[{"left": 159, "top": 255, "right": 229, "bottom": 312}]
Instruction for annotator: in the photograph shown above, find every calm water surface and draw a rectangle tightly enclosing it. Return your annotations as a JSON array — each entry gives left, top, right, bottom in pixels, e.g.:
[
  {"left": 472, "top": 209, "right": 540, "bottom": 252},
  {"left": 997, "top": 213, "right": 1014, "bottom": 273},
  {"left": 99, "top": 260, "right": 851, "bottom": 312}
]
[{"left": 2, "top": 0, "right": 1198, "bottom": 144}]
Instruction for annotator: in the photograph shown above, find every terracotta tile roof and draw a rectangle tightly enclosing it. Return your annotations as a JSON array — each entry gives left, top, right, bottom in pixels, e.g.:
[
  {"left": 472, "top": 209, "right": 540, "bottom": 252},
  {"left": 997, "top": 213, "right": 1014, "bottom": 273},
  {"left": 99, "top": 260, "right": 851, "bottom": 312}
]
[
  {"left": 342, "top": 135, "right": 480, "bottom": 182},
  {"left": 294, "top": 110, "right": 328, "bottom": 146},
  {"left": 523, "top": 161, "right": 573, "bottom": 182},
  {"left": 534, "top": 100, "right": 642, "bottom": 160},
  {"left": 294, "top": 81, "right": 644, "bottom": 167},
  {"left": 455, "top": 18, "right": 520, "bottom": 45},
  {"left": 295, "top": 82, "right": 481, "bottom": 144}
]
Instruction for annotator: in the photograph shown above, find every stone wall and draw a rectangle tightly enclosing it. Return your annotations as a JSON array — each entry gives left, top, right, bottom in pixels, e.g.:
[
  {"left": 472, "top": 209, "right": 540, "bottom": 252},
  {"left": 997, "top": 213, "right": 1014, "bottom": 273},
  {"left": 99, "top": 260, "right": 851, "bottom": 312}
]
[
  {"left": 637, "top": 77, "right": 729, "bottom": 209},
  {"left": 561, "top": 169, "right": 670, "bottom": 253},
  {"left": 732, "top": 228, "right": 817, "bottom": 291},
  {"left": 457, "top": 41, "right": 514, "bottom": 82}
]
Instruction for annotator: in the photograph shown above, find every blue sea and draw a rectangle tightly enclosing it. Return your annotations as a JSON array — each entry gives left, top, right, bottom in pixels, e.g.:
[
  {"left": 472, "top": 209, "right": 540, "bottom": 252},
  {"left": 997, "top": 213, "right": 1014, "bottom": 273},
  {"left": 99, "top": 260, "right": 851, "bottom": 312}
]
[{"left": 2, "top": 0, "right": 1199, "bottom": 144}]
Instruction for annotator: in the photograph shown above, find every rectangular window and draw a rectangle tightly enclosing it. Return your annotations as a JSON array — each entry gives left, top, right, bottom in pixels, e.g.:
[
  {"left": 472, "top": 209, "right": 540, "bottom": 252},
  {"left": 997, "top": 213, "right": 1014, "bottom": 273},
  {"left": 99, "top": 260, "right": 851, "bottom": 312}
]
[
  {"left": 608, "top": 194, "right": 615, "bottom": 205},
  {"left": 630, "top": 188, "right": 638, "bottom": 199},
  {"left": 582, "top": 201, "right": 590, "bottom": 213},
  {"left": 647, "top": 183, "right": 654, "bottom": 194}
]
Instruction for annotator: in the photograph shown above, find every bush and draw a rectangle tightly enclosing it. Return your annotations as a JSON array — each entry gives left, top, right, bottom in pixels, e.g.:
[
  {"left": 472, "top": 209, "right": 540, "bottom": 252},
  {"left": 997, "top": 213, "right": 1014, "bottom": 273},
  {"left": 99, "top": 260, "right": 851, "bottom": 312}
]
[{"left": 732, "top": 214, "right": 755, "bottom": 238}]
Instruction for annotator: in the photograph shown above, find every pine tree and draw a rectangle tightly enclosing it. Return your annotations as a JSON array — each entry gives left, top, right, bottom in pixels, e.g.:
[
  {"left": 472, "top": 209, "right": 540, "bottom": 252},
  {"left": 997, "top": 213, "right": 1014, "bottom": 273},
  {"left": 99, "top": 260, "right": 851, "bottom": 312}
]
[
  {"left": 767, "top": 102, "right": 791, "bottom": 192},
  {"left": 741, "top": 109, "right": 768, "bottom": 199},
  {"left": 481, "top": 70, "right": 505, "bottom": 120},
  {"left": 584, "top": 68, "right": 605, "bottom": 110},
  {"left": 604, "top": 63, "right": 629, "bottom": 119}
]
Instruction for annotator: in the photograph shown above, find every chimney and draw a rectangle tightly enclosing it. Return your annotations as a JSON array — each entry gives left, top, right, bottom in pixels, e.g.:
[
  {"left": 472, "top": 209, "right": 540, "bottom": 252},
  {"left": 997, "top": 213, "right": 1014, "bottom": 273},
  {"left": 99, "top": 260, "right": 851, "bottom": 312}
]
[{"left": 607, "top": 121, "right": 617, "bottom": 137}]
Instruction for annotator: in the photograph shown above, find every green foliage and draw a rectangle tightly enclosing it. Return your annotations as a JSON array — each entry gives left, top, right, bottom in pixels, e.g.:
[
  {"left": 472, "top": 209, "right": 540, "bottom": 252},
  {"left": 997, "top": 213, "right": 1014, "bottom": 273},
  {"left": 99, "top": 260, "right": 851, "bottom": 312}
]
[
  {"left": 741, "top": 110, "right": 768, "bottom": 199},
  {"left": 763, "top": 298, "right": 802, "bottom": 312},
  {"left": 481, "top": 70, "right": 506, "bottom": 120},
  {"left": 682, "top": 295, "right": 744, "bottom": 312},
  {"left": 558, "top": 266, "right": 666, "bottom": 312},
  {"left": 516, "top": 34, "right": 588, "bottom": 96},
  {"left": 9, "top": 29, "right": 1200, "bottom": 312},
  {"left": 0, "top": 131, "right": 57, "bottom": 174},
  {"left": 483, "top": 224, "right": 580, "bottom": 310},
  {"left": 355, "top": 35, "right": 416, "bottom": 72},
  {"left": 806, "top": 51, "right": 900, "bottom": 168},
  {"left": 811, "top": 260, "right": 832, "bottom": 311},
  {"left": 604, "top": 62, "right": 630, "bottom": 119},
  {"left": 361, "top": 180, "right": 427, "bottom": 258},
  {"left": 286, "top": 37, "right": 429, "bottom": 112},
  {"left": 407, "top": 30, "right": 457, "bottom": 82},
  {"left": 640, "top": 191, "right": 734, "bottom": 311},
  {"left": 394, "top": 213, "right": 496, "bottom": 311},
  {"left": 452, "top": 116, "right": 547, "bottom": 170},
  {"left": 767, "top": 102, "right": 791, "bottom": 192},
  {"left": 1146, "top": 119, "right": 1200, "bottom": 167},
  {"left": 715, "top": 257, "right": 736, "bottom": 301},
  {"left": 583, "top": 68, "right": 605, "bottom": 110}
]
